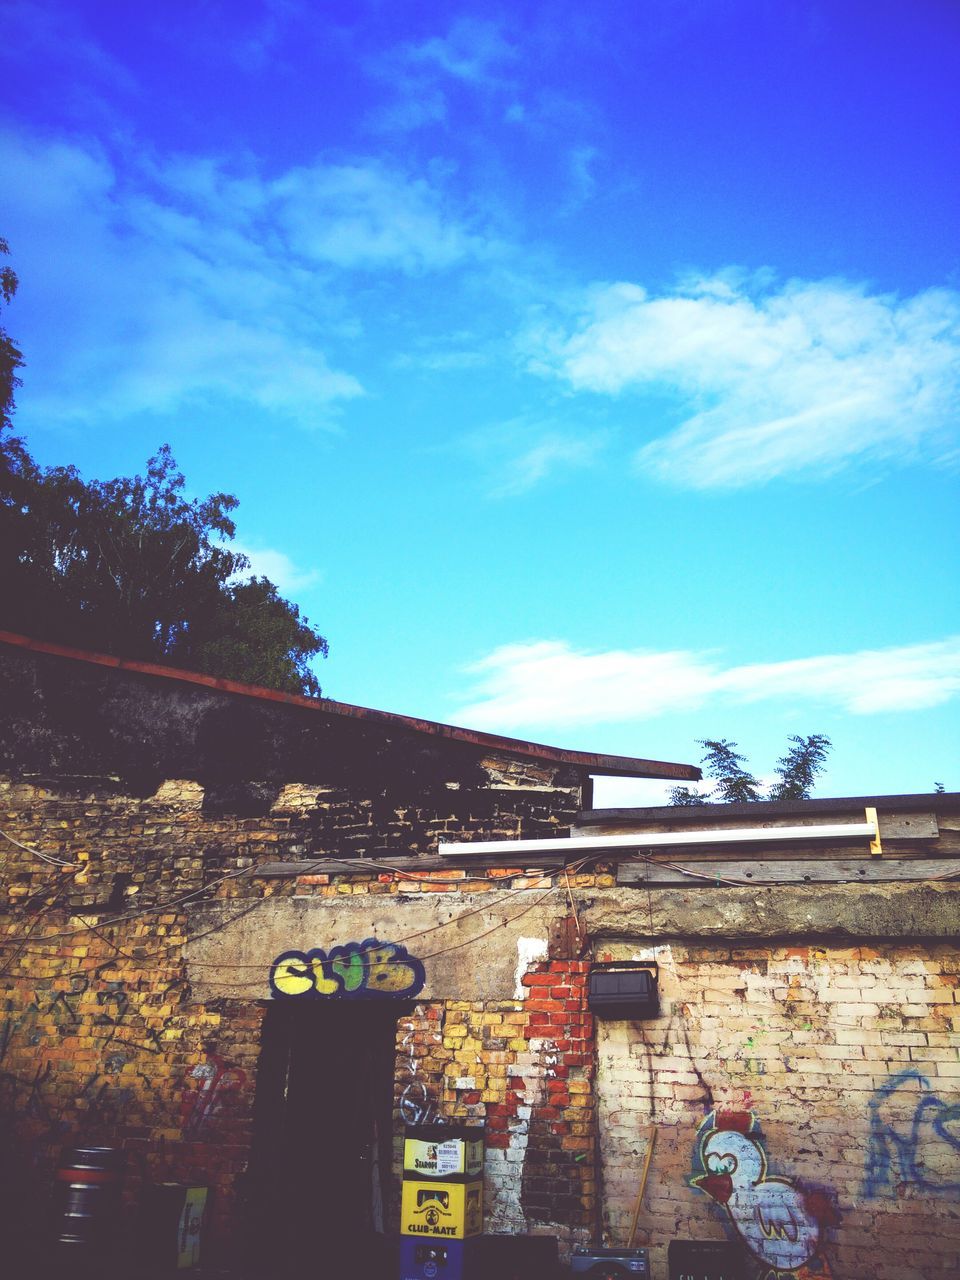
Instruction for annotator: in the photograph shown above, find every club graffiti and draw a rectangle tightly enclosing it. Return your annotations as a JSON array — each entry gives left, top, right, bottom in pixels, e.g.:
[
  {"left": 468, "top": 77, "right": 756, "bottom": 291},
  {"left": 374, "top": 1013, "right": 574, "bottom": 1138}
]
[
  {"left": 863, "top": 1067, "right": 960, "bottom": 1197},
  {"left": 690, "top": 1110, "right": 839, "bottom": 1280},
  {"left": 269, "top": 938, "right": 425, "bottom": 999}
]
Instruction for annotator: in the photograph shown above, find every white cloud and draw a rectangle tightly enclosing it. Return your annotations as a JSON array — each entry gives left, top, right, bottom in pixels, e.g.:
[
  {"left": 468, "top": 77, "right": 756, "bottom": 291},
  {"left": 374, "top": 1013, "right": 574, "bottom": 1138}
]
[
  {"left": 493, "top": 435, "right": 598, "bottom": 496},
  {"left": 396, "top": 18, "right": 517, "bottom": 86},
  {"left": 230, "top": 542, "right": 322, "bottom": 594},
  {"left": 531, "top": 274, "right": 960, "bottom": 486},
  {"left": 565, "top": 145, "right": 598, "bottom": 209},
  {"left": 272, "top": 161, "right": 488, "bottom": 271},
  {"left": 1, "top": 130, "right": 489, "bottom": 427},
  {"left": 455, "top": 636, "right": 960, "bottom": 730}
]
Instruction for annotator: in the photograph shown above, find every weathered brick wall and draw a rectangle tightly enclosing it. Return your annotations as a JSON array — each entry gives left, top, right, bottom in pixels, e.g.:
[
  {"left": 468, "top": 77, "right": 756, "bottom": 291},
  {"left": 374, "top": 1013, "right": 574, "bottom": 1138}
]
[
  {"left": 391, "top": 964, "right": 598, "bottom": 1245},
  {"left": 0, "top": 771, "right": 584, "bottom": 1267},
  {"left": 595, "top": 941, "right": 960, "bottom": 1280},
  {"left": 384, "top": 938, "right": 960, "bottom": 1277},
  {"left": 3, "top": 761, "right": 959, "bottom": 1278}
]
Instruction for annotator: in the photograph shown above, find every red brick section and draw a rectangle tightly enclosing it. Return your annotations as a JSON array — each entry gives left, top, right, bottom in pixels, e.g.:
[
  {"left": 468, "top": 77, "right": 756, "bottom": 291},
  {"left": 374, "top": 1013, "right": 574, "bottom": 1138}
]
[{"left": 517, "top": 961, "right": 596, "bottom": 1229}]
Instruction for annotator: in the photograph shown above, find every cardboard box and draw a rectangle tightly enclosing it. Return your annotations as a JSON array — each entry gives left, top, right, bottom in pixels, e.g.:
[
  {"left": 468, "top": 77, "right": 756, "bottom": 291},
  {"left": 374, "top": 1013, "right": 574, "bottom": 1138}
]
[{"left": 403, "top": 1124, "right": 484, "bottom": 1180}]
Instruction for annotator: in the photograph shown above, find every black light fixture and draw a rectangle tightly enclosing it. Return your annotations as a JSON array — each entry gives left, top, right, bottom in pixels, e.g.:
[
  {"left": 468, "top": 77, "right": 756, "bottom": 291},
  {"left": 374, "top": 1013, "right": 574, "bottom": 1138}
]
[{"left": 587, "top": 961, "right": 660, "bottom": 1019}]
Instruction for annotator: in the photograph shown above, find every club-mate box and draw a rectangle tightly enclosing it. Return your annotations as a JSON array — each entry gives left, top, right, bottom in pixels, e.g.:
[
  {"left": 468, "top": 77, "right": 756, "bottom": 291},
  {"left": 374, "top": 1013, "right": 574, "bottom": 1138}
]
[
  {"left": 403, "top": 1124, "right": 484, "bottom": 1182},
  {"left": 400, "top": 1180, "right": 483, "bottom": 1240}
]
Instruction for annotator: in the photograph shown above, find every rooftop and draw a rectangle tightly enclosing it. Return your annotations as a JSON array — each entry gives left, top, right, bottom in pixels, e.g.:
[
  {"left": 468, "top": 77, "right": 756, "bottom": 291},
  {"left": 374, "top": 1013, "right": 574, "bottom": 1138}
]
[{"left": 0, "top": 629, "right": 699, "bottom": 782}]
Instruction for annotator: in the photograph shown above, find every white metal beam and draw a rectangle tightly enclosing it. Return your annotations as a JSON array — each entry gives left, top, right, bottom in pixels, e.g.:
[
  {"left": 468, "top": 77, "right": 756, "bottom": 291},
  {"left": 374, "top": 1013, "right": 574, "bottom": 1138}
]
[{"left": 438, "top": 821, "right": 877, "bottom": 858}]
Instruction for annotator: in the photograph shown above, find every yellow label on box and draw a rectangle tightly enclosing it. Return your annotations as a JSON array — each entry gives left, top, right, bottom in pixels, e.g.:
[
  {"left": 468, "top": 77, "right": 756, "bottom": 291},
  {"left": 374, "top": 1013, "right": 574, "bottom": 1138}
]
[
  {"left": 403, "top": 1136, "right": 484, "bottom": 1179},
  {"left": 400, "top": 1179, "right": 483, "bottom": 1239},
  {"left": 177, "top": 1186, "right": 207, "bottom": 1269}
]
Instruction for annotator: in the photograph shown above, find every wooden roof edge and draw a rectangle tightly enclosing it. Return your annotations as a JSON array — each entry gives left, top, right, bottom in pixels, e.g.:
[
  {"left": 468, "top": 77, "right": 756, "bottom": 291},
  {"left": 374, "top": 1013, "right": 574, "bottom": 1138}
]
[{"left": 0, "top": 629, "right": 699, "bottom": 782}]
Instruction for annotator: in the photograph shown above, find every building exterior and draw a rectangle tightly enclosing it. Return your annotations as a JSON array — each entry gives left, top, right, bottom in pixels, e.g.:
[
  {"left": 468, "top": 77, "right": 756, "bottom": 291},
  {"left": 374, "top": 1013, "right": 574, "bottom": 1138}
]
[{"left": 0, "top": 631, "right": 958, "bottom": 1279}]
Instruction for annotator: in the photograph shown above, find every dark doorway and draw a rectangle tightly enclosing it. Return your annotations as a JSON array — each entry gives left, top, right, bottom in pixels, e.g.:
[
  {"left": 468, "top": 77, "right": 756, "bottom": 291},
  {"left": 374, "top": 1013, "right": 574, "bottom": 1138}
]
[{"left": 246, "top": 1000, "right": 401, "bottom": 1279}]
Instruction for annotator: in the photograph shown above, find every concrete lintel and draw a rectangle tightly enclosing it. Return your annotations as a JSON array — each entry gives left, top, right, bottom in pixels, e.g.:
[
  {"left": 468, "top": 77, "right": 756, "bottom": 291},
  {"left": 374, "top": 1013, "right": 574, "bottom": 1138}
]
[{"left": 582, "top": 882, "right": 960, "bottom": 940}]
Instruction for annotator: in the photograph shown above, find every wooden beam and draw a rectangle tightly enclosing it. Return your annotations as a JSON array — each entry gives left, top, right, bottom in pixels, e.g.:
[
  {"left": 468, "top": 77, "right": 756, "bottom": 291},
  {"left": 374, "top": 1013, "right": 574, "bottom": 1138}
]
[{"left": 616, "top": 858, "right": 960, "bottom": 887}]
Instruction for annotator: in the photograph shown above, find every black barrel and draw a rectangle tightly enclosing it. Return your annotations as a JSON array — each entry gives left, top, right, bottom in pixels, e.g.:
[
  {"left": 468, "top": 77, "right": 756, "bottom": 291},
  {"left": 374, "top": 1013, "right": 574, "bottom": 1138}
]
[{"left": 52, "top": 1145, "right": 126, "bottom": 1269}]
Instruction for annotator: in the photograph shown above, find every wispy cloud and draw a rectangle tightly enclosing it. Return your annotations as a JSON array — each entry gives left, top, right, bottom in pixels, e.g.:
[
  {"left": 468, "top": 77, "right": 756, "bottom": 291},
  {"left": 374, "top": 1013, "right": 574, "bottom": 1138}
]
[
  {"left": 394, "top": 18, "right": 517, "bottom": 87},
  {"left": 455, "top": 636, "right": 960, "bottom": 729},
  {"left": 530, "top": 272, "right": 960, "bottom": 487},
  {"left": 370, "top": 17, "right": 518, "bottom": 133},
  {"left": 1, "top": 130, "right": 492, "bottom": 428},
  {"left": 492, "top": 434, "right": 602, "bottom": 497},
  {"left": 273, "top": 160, "right": 490, "bottom": 271},
  {"left": 0, "top": 0, "right": 136, "bottom": 94},
  {"left": 459, "top": 419, "right": 608, "bottom": 497}
]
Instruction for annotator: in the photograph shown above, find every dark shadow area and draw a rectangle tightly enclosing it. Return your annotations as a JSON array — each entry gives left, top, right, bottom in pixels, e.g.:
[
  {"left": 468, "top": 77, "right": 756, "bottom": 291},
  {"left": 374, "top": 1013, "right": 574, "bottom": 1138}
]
[{"left": 244, "top": 999, "right": 402, "bottom": 1280}]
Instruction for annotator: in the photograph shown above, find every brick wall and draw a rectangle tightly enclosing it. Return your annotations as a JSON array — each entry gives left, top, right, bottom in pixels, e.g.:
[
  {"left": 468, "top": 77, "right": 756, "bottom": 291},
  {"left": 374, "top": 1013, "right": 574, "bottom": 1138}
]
[
  {"left": 384, "top": 938, "right": 960, "bottom": 1277},
  {"left": 390, "top": 967, "right": 598, "bottom": 1246},
  {"left": 595, "top": 941, "right": 960, "bottom": 1280},
  {"left": 2, "top": 766, "right": 959, "bottom": 1277},
  {"left": 0, "top": 771, "right": 585, "bottom": 1268}
]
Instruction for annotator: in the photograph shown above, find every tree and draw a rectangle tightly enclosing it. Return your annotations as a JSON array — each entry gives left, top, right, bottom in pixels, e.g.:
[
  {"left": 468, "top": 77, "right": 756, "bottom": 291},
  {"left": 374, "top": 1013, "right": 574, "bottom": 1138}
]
[
  {"left": 1, "top": 442, "right": 328, "bottom": 695},
  {"left": 0, "top": 237, "right": 22, "bottom": 433},
  {"left": 0, "top": 240, "right": 327, "bottom": 696},
  {"left": 768, "top": 734, "right": 832, "bottom": 801},
  {"left": 670, "top": 734, "right": 832, "bottom": 805}
]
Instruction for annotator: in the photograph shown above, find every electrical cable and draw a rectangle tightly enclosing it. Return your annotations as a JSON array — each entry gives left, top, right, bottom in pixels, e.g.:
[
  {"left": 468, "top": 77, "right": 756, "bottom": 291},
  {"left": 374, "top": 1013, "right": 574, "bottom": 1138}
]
[
  {"left": 0, "top": 823, "right": 589, "bottom": 947},
  {"left": 0, "top": 877, "right": 75, "bottom": 980},
  {"left": 0, "top": 840, "right": 597, "bottom": 952},
  {"left": 186, "top": 882, "right": 564, "bottom": 991},
  {"left": 0, "top": 826, "right": 79, "bottom": 868},
  {"left": 1, "top": 856, "right": 597, "bottom": 969}
]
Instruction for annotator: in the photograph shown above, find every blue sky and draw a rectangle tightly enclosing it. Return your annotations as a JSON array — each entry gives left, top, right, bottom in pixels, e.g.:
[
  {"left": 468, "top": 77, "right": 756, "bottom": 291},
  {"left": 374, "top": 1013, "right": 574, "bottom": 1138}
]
[{"left": 2, "top": 0, "right": 958, "bottom": 803}]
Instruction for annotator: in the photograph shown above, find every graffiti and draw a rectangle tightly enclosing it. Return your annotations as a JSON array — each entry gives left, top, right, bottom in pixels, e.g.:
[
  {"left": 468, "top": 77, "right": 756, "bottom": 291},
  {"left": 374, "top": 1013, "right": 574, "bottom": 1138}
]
[
  {"left": 0, "top": 1059, "right": 66, "bottom": 1134},
  {"left": 1, "top": 966, "right": 188, "bottom": 1067},
  {"left": 691, "top": 1110, "right": 839, "bottom": 1280},
  {"left": 399, "top": 1007, "right": 439, "bottom": 1125},
  {"left": 0, "top": 1000, "right": 40, "bottom": 1062},
  {"left": 181, "top": 1053, "right": 247, "bottom": 1139},
  {"left": 863, "top": 1068, "right": 960, "bottom": 1197},
  {"left": 270, "top": 938, "right": 425, "bottom": 999},
  {"left": 88, "top": 967, "right": 178, "bottom": 1056},
  {"left": 79, "top": 1057, "right": 136, "bottom": 1128}
]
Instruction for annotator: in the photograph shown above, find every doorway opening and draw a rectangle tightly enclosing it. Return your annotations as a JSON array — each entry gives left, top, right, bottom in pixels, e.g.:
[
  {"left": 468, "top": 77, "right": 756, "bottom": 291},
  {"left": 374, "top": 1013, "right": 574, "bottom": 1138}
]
[{"left": 247, "top": 1000, "right": 402, "bottom": 1278}]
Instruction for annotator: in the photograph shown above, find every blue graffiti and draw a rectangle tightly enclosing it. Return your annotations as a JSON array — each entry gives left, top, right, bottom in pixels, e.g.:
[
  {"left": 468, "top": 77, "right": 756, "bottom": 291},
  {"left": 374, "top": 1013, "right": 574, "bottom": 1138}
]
[
  {"left": 269, "top": 938, "right": 425, "bottom": 999},
  {"left": 863, "top": 1068, "right": 960, "bottom": 1197}
]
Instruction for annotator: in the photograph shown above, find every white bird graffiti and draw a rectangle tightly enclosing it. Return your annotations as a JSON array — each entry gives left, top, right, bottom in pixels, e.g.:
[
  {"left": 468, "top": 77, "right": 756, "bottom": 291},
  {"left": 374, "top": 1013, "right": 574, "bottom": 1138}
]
[{"left": 691, "top": 1111, "right": 836, "bottom": 1278}]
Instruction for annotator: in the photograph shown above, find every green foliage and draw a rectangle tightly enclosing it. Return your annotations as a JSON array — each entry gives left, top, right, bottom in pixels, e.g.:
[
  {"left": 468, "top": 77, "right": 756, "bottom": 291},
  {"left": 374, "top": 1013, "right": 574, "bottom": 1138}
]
[
  {"left": 768, "top": 733, "right": 833, "bottom": 801},
  {"left": 670, "top": 734, "right": 832, "bottom": 805},
  {"left": 0, "top": 237, "right": 22, "bottom": 433},
  {"left": 0, "top": 441, "right": 327, "bottom": 695},
  {"left": 0, "top": 237, "right": 326, "bottom": 695}
]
